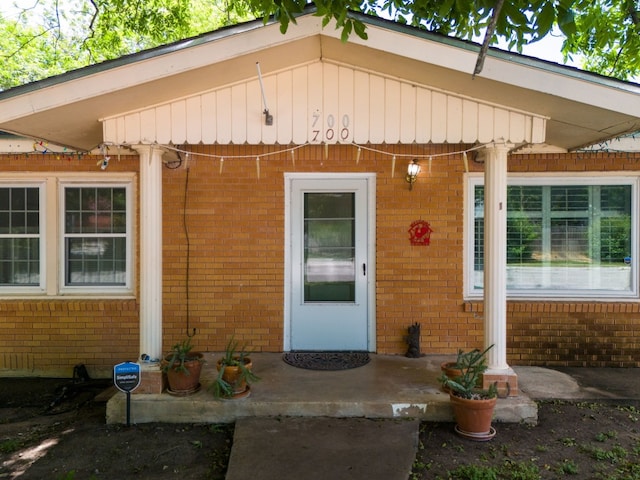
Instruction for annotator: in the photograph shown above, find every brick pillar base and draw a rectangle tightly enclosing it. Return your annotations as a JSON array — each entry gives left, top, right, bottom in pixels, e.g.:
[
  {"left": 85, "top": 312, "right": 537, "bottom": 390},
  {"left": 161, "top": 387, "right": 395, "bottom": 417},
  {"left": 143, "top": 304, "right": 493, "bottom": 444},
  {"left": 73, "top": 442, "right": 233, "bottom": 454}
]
[
  {"left": 134, "top": 365, "right": 165, "bottom": 394},
  {"left": 483, "top": 371, "right": 518, "bottom": 397}
]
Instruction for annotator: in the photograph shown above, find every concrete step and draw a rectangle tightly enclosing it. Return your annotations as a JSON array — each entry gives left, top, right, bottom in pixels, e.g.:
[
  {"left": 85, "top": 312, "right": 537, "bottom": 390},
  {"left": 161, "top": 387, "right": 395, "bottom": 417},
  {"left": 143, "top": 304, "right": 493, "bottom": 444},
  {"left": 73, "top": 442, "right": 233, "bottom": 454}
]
[{"left": 106, "top": 353, "right": 538, "bottom": 424}]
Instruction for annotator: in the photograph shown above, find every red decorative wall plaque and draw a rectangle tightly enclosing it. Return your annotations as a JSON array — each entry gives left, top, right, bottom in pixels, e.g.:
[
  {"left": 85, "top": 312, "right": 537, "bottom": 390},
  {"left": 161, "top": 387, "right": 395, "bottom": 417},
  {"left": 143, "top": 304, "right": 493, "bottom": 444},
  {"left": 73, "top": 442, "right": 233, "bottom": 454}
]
[{"left": 408, "top": 220, "right": 433, "bottom": 246}]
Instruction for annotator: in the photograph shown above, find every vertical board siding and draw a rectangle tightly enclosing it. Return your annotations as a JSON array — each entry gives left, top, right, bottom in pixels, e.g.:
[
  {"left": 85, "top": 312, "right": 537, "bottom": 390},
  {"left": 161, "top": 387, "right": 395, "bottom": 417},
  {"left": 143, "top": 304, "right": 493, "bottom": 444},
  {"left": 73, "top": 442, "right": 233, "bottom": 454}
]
[
  {"left": 384, "top": 79, "right": 401, "bottom": 144},
  {"left": 246, "top": 80, "right": 263, "bottom": 144},
  {"left": 171, "top": 100, "right": 187, "bottom": 145},
  {"left": 353, "top": 70, "right": 370, "bottom": 144},
  {"left": 231, "top": 84, "right": 247, "bottom": 145},
  {"left": 307, "top": 62, "right": 323, "bottom": 144},
  {"left": 322, "top": 63, "right": 340, "bottom": 145},
  {"left": 415, "top": 88, "right": 432, "bottom": 143},
  {"left": 124, "top": 112, "right": 141, "bottom": 145},
  {"left": 201, "top": 92, "right": 217, "bottom": 144},
  {"left": 368, "top": 75, "right": 386, "bottom": 144},
  {"left": 185, "top": 96, "right": 202, "bottom": 144},
  {"left": 155, "top": 104, "right": 172, "bottom": 144},
  {"left": 400, "top": 83, "right": 417, "bottom": 144},
  {"left": 338, "top": 66, "right": 354, "bottom": 145},
  {"left": 261, "top": 75, "right": 278, "bottom": 145},
  {"left": 216, "top": 88, "right": 232, "bottom": 144},
  {"left": 276, "top": 71, "right": 293, "bottom": 145},
  {"left": 102, "top": 61, "right": 546, "bottom": 147},
  {"left": 291, "top": 67, "right": 309, "bottom": 145}
]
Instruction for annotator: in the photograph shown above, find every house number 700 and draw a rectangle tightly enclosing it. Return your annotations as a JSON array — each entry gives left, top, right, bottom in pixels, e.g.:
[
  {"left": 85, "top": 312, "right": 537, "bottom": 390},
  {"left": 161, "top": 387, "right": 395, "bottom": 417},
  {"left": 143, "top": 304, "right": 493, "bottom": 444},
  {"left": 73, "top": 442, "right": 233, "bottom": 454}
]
[{"left": 311, "top": 112, "right": 351, "bottom": 142}]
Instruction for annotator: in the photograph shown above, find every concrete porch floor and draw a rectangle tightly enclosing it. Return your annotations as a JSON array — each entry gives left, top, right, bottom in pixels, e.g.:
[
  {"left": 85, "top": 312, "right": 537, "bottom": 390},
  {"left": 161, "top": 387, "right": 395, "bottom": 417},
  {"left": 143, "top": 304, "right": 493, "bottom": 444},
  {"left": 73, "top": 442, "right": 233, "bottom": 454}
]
[{"left": 106, "top": 353, "right": 538, "bottom": 424}]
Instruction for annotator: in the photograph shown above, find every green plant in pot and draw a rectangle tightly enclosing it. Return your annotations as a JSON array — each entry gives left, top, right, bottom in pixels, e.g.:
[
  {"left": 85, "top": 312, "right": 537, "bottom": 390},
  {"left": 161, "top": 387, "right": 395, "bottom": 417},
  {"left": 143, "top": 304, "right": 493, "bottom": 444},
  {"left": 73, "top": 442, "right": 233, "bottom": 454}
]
[
  {"left": 438, "top": 345, "right": 498, "bottom": 441},
  {"left": 211, "top": 338, "right": 259, "bottom": 399},
  {"left": 162, "top": 337, "right": 205, "bottom": 396}
]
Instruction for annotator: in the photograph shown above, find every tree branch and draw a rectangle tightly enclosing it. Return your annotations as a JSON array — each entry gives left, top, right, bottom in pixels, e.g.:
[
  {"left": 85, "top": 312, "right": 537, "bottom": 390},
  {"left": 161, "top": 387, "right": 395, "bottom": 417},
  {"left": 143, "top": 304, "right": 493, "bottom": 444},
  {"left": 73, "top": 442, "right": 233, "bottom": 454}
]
[{"left": 473, "top": 0, "right": 506, "bottom": 78}]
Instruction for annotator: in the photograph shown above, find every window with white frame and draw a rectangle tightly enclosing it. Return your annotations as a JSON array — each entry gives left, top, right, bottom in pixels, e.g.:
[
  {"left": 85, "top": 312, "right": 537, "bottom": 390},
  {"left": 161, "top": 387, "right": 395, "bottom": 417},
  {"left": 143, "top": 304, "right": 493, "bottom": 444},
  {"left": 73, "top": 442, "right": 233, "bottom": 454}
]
[
  {"left": 0, "top": 176, "right": 134, "bottom": 296},
  {"left": 467, "top": 175, "right": 636, "bottom": 299},
  {"left": 63, "top": 185, "right": 128, "bottom": 288},
  {"left": 0, "top": 185, "right": 43, "bottom": 289}
]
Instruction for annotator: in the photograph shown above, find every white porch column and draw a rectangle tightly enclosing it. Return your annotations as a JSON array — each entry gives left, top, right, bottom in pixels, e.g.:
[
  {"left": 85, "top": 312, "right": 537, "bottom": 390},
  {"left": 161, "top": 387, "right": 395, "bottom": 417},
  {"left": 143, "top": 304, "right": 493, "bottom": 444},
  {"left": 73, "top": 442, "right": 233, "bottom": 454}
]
[
  {"left": 482, "top": 143, "right": 518, "bottom": 396},
  {"left": 134, "top": 145, "right": 164, "bottom": 364}
]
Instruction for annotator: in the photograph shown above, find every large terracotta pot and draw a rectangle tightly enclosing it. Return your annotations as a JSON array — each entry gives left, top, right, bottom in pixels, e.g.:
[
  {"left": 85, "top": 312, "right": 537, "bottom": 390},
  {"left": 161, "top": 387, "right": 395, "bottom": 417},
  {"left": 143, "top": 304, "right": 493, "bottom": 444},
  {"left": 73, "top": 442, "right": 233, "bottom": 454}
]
[
  {"left": 216, "top": 357, "right": 253, "bottom": 399},
  {"left": 164, "top": 352, "right": 204, "bottom": 395},
  {"left": 449, "top": 393, "right": 497, "bottom": 441}
]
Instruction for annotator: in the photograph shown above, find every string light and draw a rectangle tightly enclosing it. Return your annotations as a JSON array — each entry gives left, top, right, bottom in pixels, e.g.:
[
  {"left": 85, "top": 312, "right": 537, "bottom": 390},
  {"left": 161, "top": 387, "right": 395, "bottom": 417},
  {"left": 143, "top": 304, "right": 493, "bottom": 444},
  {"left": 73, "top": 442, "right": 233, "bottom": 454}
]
[{"left": 11, "top": 137, "right": 591, "bottom": 175}]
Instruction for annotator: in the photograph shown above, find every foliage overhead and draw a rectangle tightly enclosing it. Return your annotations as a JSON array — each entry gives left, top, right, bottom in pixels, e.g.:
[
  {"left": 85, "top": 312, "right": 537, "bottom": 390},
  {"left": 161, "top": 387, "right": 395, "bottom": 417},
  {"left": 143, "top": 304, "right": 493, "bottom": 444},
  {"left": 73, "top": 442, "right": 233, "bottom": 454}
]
[
  {"left": 0, "top": 0, "right": 639, "bottom": 91},
  {"left": 248, "top": 0, "right": 640, "bottom": 79}
]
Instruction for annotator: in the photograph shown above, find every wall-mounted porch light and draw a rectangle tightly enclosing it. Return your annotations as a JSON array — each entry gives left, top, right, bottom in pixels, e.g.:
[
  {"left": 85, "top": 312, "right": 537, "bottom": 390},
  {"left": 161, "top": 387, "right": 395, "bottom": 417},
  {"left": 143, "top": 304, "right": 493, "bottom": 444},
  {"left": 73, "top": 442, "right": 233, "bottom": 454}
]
[{"left": 405, "top": 159, "right": 420, "bottom": 190}]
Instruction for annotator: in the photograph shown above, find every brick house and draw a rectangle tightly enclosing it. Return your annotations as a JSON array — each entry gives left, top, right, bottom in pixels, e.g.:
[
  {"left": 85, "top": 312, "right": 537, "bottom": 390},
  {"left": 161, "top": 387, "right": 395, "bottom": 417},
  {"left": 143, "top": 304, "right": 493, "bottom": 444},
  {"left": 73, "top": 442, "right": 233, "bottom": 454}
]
[{"left": 1, "top": 11, "right": 639, "bottom": 388}]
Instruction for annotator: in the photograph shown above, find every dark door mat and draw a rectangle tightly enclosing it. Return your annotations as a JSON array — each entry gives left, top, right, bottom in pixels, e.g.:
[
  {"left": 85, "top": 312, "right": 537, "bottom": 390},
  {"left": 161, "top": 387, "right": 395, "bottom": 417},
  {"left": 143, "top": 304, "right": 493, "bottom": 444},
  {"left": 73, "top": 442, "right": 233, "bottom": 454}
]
[{"left": 282, "top": 351, "right": 371, "bottom": 370}]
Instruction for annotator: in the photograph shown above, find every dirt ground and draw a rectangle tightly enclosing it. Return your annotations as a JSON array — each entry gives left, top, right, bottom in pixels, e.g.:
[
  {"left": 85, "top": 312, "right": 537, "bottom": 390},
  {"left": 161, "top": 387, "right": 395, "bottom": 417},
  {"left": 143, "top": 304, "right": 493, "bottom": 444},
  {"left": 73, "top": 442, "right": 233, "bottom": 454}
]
[
  {"left": 1, "top": 377, "right": 639, "bottom": 480},
  {"left": 411, "top": 400, "right": 640, "bottom": 480},
  {"left": 0, "top": 378, "right": 232, "bottom": 480}
]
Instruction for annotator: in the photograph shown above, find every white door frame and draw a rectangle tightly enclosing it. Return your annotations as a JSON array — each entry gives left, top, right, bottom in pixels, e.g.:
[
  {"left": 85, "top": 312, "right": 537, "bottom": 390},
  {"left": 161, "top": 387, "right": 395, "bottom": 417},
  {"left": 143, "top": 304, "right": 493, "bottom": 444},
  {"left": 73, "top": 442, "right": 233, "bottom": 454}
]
[{"left": 283, "top": 172, "right": 376, "bottom": 352}]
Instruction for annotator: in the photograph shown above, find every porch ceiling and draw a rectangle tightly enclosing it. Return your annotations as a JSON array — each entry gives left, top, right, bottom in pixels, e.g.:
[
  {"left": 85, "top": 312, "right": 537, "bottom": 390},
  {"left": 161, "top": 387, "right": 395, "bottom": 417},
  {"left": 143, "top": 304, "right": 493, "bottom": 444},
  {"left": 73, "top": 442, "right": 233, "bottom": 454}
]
[{"left": 0, "top": 14, "right": 638, "bottom": 152}]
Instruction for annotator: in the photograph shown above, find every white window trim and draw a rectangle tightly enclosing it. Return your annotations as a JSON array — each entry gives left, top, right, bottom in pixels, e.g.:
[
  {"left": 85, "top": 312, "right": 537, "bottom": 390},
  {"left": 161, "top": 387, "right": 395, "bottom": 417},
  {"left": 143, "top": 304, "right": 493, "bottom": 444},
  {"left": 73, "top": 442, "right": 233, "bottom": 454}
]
[
  {"left": 59, "top": 179, "right": 134, "bottom": 296},
  {"left": 0, "top": 173, "right": 135, "bottom": 298},
  {"left": 464, "top": 172, "right": 639, "bottom": 301},
  {"left": 0, "top": 180, "right": 47, "bottom": 295}
]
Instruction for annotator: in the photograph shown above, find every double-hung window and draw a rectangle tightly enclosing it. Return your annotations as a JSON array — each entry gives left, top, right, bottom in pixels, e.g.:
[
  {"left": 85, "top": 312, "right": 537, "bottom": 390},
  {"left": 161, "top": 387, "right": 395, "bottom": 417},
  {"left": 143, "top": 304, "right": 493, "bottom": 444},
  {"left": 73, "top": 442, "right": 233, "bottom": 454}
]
[
  {"left": 62, "top": 184, "right": 130, "bottom": 291},
  {"left": 0, "top": 184, "right": 44, "bottom": 293},
  {"left": 0, "top": 175, "right": 134, "bottom": 296},
  {"left": 466, "top": 174, "right": 637, "bottom": 299}
]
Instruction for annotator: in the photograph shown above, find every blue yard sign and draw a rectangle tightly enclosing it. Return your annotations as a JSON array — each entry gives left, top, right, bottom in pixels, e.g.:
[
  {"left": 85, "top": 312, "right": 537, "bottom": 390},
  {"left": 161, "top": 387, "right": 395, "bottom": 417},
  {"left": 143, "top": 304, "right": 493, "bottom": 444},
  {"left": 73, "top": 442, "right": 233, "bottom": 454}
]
[
  {"left": 113, "top": 361, "right": 141, "bottom": 426},
  {"left": 114, "top": 361, "right": 141, "bottom": 393}
]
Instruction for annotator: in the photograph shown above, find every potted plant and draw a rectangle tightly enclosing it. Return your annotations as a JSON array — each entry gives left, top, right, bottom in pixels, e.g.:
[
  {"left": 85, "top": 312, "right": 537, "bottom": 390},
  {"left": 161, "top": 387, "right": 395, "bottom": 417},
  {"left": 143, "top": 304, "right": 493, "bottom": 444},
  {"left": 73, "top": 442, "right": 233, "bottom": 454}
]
[
  {"left": 211, "top": 338, "right": 259, "bottom": 399},
  {"left": 162, "top": 337, "right": 204, "bottom": 396},
  {"left": 438, "top": 345, "right": 498, "bottom": 441}
]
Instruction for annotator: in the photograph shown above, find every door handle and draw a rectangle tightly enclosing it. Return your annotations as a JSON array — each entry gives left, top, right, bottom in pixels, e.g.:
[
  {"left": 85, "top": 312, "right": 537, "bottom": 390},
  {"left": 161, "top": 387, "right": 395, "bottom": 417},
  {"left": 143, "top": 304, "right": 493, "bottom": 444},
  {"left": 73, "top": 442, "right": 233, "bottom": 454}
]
[{"left": 362, "top": 263, "right": 366, "bottom": 276}]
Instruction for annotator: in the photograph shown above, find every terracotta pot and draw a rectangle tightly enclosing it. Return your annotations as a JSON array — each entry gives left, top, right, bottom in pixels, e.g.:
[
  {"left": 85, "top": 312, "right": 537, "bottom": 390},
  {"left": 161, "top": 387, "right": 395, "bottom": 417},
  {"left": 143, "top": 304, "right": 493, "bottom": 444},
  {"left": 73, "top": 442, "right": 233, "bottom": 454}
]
[
  {"left": 163, "top": 352, "right": 204, "bottom": 395},
  {"left": 216, "top": 357, "right": 253, "bottom": 398},
  {"left": 449, "top": 393, "right": 497, "bottom": 439}
]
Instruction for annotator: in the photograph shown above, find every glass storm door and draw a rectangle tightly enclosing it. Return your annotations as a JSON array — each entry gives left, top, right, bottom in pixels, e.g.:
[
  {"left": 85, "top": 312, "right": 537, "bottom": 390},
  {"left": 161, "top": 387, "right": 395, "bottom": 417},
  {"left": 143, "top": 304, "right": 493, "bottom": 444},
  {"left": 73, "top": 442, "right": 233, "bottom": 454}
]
[{"left": 288, "top": 175, "right": 373, "bottom": 351}]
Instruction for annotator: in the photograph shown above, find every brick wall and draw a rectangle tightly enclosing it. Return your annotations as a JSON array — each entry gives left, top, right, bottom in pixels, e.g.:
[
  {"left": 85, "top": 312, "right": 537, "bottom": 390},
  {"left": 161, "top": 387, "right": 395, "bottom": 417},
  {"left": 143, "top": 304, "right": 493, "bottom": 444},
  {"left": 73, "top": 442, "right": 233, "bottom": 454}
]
[
  {"left": 160, "top": 144, "right": 482, "bottom": 358},
  {"left": 1, "top": 147, "right": 639, "bottom": 376},
  {"left": 0, "top": 153, "right": 141, "bottom": 377}
]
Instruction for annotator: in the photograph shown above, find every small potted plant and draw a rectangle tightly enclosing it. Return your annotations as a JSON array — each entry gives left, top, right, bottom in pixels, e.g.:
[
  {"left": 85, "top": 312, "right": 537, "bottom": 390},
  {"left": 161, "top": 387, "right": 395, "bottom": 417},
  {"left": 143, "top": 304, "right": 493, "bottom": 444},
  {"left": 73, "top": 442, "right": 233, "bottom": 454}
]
[
  {"left": 438, "top": 345, "right": 498, "bottom": 441},
  {"left": 211, "top": 338, "right": 259, "bottom": 399},
  {"left": 162, "top": 337, "right": 204, "bottom": 396}
]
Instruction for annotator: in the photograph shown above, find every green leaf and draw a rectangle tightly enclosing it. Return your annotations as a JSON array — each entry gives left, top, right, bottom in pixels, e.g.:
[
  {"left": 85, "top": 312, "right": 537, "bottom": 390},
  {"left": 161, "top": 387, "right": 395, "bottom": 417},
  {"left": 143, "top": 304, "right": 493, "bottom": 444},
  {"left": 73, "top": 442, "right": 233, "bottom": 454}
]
[
  {"left": 533, "top": 2, "right": 555, "bottom": 39},
  {"left": 557, "top": 6, "right": 577, "bottom": 37},
  {"left": 341, "top": 20, "right": 352, "bottom": 42},
  {"left": 353, "top": 19, "right": 368, "bottom": 39}
]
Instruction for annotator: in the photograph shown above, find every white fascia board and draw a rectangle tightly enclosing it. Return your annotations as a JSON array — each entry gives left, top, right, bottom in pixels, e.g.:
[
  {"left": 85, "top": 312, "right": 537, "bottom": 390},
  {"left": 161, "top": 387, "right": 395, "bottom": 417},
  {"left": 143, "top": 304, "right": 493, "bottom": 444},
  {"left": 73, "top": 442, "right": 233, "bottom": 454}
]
[
  {"left": 0, "top": 16, "right": 325, "bottom": 125},
  {"left": 328, "top": 22, "right": 478, "bottom": 75},
  {"left": 475, "top": 55, "right": 640, "bottom": 118},
  {"left": 344, "top": 22, "right": 640, "bottom": 118}
]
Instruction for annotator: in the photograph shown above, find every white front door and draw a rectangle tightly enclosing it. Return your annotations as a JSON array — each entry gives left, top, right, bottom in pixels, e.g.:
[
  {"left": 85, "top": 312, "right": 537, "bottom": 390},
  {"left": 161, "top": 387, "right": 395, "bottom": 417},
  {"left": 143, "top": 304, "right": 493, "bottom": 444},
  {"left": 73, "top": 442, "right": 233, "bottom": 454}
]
[{"left": 285, "top": 173, "right": 375, "bottom": 351}]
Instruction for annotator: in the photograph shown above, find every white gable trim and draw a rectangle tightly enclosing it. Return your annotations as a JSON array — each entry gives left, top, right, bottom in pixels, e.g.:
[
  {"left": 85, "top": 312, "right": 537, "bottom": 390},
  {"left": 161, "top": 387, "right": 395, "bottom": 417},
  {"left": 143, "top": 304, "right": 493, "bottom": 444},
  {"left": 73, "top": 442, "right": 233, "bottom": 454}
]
[{"left": 102, "top": 60, "right": 547, "bottom": 146}]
